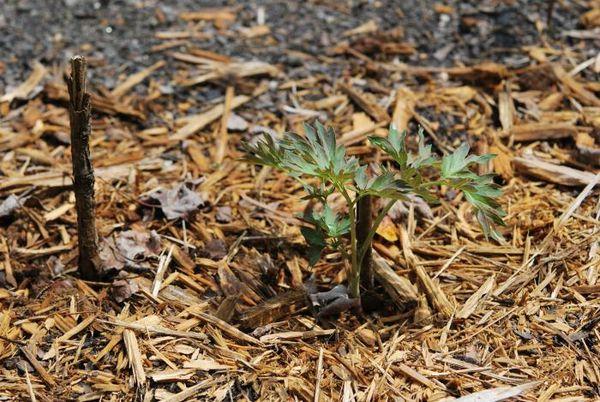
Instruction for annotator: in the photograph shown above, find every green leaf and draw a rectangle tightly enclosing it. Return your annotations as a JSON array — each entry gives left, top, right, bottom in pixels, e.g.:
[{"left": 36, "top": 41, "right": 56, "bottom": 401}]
[
  {"left": 353, "top": 167, "right": 408, "bottom": 200},
  {"left": 441, "top": 142, "right": 470, "bottom": 179},
  {"left": 319, "top": 205, "right": 351, "bottom": 237},
  {"left": 388, "top": 124, "right": 406, "bottom": 153},
  {"left": 300, "top": 225, "right": 327, "bottom": 266},
  {"left": 244, "top": 120, "right": 507, "bottom": 274},
  {"left": 301, "top": 226, "right": 326, "bottom": 248},
  {"left": 242, "top": 134, "right": 285, "bottom": 168},
  {"left": 354, "top": 165, "right": 368, "bottom": 190},
  {"left": 306, "top": 245, "right": 324, "bottom": 265},
  {"left": 408, "top": 127, "right": 437, "bottom": 169},
  {"left": 301, "top": 183, "right": 334, "bottom": 201}
]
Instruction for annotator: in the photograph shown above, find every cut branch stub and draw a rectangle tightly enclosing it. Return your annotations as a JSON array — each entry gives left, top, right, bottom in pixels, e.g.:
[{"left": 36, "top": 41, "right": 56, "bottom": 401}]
[{"left": 66, "top": 56, "right": 102, "bottom": 280}]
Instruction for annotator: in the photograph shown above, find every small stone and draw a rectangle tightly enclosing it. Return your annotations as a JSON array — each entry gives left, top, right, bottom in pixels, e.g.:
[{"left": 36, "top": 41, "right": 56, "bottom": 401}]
[
  {"left": 16, "top": 360, "right": 34, "bottom": 373},
  {"left": 227, "top": 113, "right": 248, "bottom": 131},
  {"left": 216, "top": 206, "right": 232, "bottom": 223}
]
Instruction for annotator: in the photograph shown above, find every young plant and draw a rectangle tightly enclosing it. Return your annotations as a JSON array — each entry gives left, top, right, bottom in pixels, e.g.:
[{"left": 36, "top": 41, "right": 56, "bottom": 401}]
[{"left": 244, "top": 122, "right": 505, "bottom": 301}]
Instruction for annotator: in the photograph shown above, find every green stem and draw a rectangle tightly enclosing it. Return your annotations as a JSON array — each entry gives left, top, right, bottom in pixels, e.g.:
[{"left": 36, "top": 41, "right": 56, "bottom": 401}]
[
  {"left": 338, "top": 244, "right": 351, "bottom": 264},
  {"left": 337, "top": 184, "right": 359, "bottom": 299},
  {"left": 348, "top": 206, "right": 359, "bottom": 299}
]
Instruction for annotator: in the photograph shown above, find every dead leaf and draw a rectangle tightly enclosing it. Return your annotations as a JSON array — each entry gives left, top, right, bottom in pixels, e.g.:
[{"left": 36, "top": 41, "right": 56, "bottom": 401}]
[
  {"left": 308, "top": 284, "right": 360, "bottom": 318},
  {"left": 115, "top": 229, "right": 161, "bottom": 263},
  {"left": 148, "top": 184, "right": 205, "bottom": 219},
  {"left": 112, "top": 272, "right": 140, "bottom": 303},
  {"left": 97, "top": 229, "right": 161, "bottom": 273},
  {"left": 376, "top": 216, "right": 398, "bottom": 242},
  {"left": 0, "top": 194, "right": 27, "bottom": 218},
  {"left": 47, "top": 256, "right": 65, "bottom": 276},
  {"left": 204, "top": 239, "right": 228, "bottom": 260},
  {"left": 387, "top": 195, "right": 433, "bottom": 221},
  {"left": 227, "top": 113, "right": 248, "bottom": 131}
]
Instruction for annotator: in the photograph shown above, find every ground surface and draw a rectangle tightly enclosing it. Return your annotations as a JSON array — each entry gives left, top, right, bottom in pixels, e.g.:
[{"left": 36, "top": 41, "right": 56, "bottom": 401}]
[{"left": 1, "top": 0, "right": 600, "bottom": 401}]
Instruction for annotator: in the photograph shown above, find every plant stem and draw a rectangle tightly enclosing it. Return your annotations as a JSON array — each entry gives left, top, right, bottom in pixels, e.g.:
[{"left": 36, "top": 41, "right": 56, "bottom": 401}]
[
  {"left": 337, "top": 185, "right": 360, "bottom": 299},
  {"left": 357, "top": 195, "right": 373, "bottom": 290},
  {"left": 66, "top": 56, "right": 101, "bottom": 280},
  {"left": 348, "top": 205, "right": 360, "bottom": 299},
  {"left": 357, "top": 199, "right": 397, "bottom": 269}
]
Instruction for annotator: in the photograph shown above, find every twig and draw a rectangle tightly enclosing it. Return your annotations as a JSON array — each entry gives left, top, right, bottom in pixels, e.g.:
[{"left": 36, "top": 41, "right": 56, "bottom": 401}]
[
  {"left": 24, "top": 370, "right": 36, "bottom": 402},
  {"left": 215, "top": 85, "right": 234, "bottom": 164},
  {"left": 66, "top": 56, "right": 101, "bottom": 280},
  {"left": 20, "top": 346, "right": 56, "bottom": 387},
  {"left": 314, "top": 348, "right": 324, "bottom": 402}
]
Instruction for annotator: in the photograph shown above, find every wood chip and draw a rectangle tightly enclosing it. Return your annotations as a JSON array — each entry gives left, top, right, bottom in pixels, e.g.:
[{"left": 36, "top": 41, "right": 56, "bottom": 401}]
[
  {"left": 123, "top": 329, "right": 146, "bottom": 387},
  {"left": 513, "top": 155, "right": 598, "bottom": 186},
  {"left": 172, "top": 95, "right": 250, "bottom": 140},
  {"left": 1, "top": 62, "right": 46, "bottom": 103},
  {"left": 339, "top": 82, "right": 390, "bottom": 122},
  {"left": 372, "top": 252, "right": 419, "bottom": 308},
  {"left": 511, "top": 123, "right": 578, "bottom": 142},
  {"left": 111, "top": 60, "right": 165, "bottom": 98},
  {"left": 400, "top": 226, "right": 454, "bottom": 319}
]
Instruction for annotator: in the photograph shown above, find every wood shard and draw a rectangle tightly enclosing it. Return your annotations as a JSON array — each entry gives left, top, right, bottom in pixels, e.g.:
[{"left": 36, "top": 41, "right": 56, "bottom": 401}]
[
  {"left": 193, "top": 312, "right": 263, "bottom": 346},
  {"left": 181, "top": 61, "right": 278, "bottom": 87},
  {"left": 513, "top": 155, "right": 598, "bottom": 186},
  {"left": 2, "top": 5, "right": 600, "bottom": 401},
  {"left": 172, "top": 95, "right": 250, "bottom": 140},
  {"left": 123, "top": 329, "right": 146, "bottom": 387},
  {"left": 456, "top": 275, "right": 495, "bottom": 319},
  {"left": 1, "top": 61, "right": 46, "bottom": 103},
  {"left": 111, "top": 60, "right": 165, "bottom": 98},
  {"left": 372, "top": 252, "right": 419, "bottom": 308},
  {"left": 511, "top": 123, "right": 577, "bottom": 142},
  {"left": 44, "top": 82, "right": 145, "bottom": 120},
  {"left": 238, "top": 290, "right": 307, "bottom": 328},
  {"left": 400, "top": 226, "right": 454, "bottom": 319},
  {"left": 339, "top": 82, "right": 390, "bottom": 122},
  {"left": 552, "top": 64, "right": 600, "bottom": 106},
  {"left": 20, "top": 346, "right": 56, "bottom": 387}
]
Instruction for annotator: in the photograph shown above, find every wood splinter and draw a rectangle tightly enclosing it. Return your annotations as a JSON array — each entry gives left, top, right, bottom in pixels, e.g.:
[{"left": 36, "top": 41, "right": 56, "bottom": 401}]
[{"left": 66, "top": 56, "right": 102, "bottom": 280}]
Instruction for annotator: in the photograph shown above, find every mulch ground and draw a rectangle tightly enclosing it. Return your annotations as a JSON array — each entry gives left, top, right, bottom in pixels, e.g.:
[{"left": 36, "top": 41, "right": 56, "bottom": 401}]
[{"left": 1, "top": 1, "right": 600, "bottom": 401}]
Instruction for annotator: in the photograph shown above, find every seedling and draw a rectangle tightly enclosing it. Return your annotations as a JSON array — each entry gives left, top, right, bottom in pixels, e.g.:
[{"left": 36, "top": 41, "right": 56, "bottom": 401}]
[{"left": 244, "top": 122, "right": 505, "bottom": 302}]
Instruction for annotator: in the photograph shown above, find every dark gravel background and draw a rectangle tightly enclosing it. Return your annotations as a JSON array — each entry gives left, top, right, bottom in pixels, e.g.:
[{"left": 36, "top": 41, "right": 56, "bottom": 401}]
[{"left": 0, "top": 0, "right": 591, "bottom": 93}]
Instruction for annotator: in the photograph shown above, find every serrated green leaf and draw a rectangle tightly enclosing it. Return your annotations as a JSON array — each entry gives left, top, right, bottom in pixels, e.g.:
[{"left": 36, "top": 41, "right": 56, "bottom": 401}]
[
  {"left": 441, "top": 142, "right": 470, "bottom": 178},
  {"left": 360, "top": 170, "right": 408, "bottom": 199},
  {"left": 354, "top": 165, "right": 368, "bottom": 190},
  {"left": 408, "top": 127, "right": 437, "bottom": 168}
]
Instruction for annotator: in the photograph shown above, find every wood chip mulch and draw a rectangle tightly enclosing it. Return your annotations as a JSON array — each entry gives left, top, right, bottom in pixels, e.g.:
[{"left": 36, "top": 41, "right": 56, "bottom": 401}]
[{"left": 1, "top": 3, "right": 600, "bottom": 401}]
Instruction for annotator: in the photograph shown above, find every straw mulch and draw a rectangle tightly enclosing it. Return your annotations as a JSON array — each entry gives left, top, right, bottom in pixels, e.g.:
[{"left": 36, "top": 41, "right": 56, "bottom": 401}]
[{"left": 1, "top": 3, "right": 600, "bottom": 401}]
